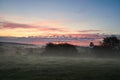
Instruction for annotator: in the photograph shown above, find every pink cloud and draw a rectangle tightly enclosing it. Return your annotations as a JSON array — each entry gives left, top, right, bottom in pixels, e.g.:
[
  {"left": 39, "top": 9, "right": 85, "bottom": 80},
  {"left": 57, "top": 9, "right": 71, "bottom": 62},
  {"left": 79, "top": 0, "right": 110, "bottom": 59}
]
[
  {"left": 1, "top": 21, "right": 34, "bottom": 29},
  {"left": 56, "top": 33, "right": 104, "bottom": 39},
  {"left": 0, "top": 21, "right": 66, "bottom": 32}
]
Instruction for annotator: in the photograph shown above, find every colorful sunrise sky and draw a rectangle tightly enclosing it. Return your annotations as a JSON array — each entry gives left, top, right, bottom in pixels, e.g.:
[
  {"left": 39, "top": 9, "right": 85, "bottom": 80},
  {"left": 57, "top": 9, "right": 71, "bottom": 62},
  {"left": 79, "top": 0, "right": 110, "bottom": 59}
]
[{"left": 0, "top": 0, "right": 120, "bottom": 46}]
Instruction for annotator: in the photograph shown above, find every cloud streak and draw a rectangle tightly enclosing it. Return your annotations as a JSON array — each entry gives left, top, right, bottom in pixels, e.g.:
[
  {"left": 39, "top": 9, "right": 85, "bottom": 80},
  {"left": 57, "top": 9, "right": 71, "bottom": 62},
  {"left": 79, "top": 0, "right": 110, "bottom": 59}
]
[
  {"left": 78, "top": 30, "right": 101, "bottom": 33},
  {"left": 0, "top": 21, "right": 103, "bottom": 37},
  {"left": 0, "top": 33, "right": 107, "bottom": 46},
  {"left": 0, "top": 21, "right": 66, "bottom": 32}
]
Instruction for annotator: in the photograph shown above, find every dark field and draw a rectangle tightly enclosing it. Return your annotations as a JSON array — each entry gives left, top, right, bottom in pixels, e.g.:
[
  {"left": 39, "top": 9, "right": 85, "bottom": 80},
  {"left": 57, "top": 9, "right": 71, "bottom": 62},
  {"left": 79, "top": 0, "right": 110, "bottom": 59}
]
[{"left": 0, "top": 55, "right": 120, "bottom": 80}]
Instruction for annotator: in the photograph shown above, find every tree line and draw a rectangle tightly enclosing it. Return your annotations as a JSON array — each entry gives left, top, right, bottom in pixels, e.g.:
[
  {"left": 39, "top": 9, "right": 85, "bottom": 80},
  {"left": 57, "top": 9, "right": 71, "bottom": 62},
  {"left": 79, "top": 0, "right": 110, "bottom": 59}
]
[{"left": 90, "top": 36, "right": 120, "bottom": 49}]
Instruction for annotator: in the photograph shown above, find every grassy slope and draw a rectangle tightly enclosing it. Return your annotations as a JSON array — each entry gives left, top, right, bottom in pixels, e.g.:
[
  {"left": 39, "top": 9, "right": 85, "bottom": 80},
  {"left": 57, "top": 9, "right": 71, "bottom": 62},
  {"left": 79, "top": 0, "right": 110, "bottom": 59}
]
[{"left": 0, "top": 55, "right": 120, "bottom": 80}]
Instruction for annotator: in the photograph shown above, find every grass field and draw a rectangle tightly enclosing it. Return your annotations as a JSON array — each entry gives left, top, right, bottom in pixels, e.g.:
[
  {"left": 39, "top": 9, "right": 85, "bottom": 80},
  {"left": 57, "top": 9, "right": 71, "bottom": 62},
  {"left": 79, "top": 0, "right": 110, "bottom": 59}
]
[{"left": 0, "top": 55, "right": 120, "bottom": 80}]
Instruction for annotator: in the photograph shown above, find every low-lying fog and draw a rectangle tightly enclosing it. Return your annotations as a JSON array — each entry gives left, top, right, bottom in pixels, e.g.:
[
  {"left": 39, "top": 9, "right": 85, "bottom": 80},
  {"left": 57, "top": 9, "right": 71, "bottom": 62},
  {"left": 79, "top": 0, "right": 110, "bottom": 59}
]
[{"left": 0, "top": 43, "right": 120, "bottom": 80}]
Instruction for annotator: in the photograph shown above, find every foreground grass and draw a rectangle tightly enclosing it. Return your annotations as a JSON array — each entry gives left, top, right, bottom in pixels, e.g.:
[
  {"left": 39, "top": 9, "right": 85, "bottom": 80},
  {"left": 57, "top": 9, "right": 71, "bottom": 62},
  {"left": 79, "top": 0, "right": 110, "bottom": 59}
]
[{"left": 0, "top": 55, "right": 120, "bottom": 80}]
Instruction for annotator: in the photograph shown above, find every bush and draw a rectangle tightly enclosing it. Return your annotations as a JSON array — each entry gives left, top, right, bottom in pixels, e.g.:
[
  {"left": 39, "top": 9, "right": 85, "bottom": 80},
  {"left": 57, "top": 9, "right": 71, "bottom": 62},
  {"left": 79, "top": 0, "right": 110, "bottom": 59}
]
[{"left": 41, "top": 43, "right": 79, "bottom": 56}]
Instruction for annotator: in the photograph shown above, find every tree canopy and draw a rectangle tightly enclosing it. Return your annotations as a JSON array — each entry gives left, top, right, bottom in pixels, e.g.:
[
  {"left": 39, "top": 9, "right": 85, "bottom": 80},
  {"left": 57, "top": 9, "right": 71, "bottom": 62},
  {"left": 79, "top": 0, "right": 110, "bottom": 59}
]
[{"left": 101, "top": 36, "right": 120, "bottom": 47}]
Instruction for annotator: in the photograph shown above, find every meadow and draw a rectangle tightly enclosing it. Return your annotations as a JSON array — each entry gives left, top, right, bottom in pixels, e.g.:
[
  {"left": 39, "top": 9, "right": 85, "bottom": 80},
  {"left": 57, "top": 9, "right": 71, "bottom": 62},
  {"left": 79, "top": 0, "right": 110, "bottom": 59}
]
[{"left": 0, "top": 55, "right": 120, "bottom": 80}]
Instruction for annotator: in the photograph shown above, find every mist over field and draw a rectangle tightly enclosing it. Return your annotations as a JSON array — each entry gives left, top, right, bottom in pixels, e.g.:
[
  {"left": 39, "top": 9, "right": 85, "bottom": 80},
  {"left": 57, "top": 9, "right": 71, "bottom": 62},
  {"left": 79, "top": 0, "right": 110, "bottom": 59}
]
[
  {"left": 0, "top": 42, "right": 120, "bottom": 80},
  {"left": 0, "top": 54, "right": 120, "bottom": 80}
]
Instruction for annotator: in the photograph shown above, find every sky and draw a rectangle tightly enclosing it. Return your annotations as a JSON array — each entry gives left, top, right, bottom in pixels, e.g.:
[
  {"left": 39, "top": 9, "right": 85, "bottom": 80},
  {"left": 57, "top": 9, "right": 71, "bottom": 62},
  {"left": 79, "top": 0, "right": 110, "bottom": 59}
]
[{"left": 0, "top": 0, "right": 120, "bottom": 46}]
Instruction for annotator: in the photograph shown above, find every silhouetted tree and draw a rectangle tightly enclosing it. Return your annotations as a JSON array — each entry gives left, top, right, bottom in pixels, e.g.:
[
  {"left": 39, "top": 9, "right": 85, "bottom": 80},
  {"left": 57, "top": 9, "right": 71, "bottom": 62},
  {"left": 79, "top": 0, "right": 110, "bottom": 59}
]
[
  {"left": 41, "top": 43, "right": 79, "bottom": 56},
  {"left": 102, "top": 36, "right": 119, "bottom": 47}
]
